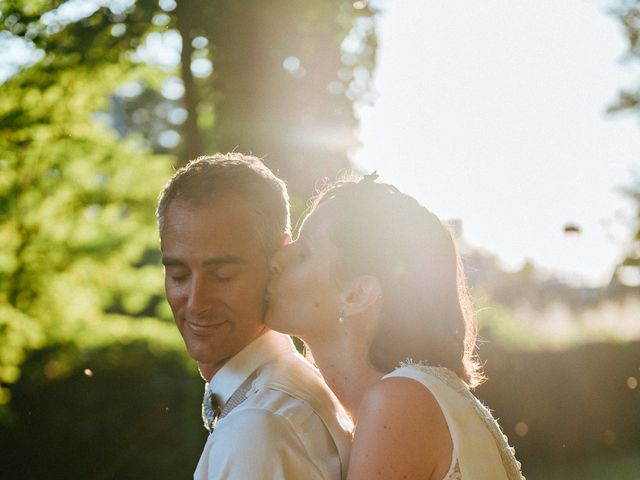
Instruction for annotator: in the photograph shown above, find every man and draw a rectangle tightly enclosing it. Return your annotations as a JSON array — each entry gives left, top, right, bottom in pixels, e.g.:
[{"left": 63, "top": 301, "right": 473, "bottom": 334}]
[{"left": 157, "top": 153, "right": 352, "bottom": 479}]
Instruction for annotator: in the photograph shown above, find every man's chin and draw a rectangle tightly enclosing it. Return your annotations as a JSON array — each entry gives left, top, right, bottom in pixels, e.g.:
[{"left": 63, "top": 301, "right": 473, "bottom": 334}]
[{"left": 184, "top": 341, "right": 223, "bottom": 369}]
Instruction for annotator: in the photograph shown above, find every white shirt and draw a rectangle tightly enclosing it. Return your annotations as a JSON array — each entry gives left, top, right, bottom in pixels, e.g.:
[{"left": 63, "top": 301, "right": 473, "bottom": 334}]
[{"left": 194, "top": 330, "right": 353, "bottom": 480}]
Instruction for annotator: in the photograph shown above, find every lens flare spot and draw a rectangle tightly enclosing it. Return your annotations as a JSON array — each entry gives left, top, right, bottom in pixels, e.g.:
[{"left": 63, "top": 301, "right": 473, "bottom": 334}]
[
  {"left": 514, "top": 421, "right": 528, "bottom": 437},
  {"left": 44, "top": 360, "right": 62, "bottom": 379}
]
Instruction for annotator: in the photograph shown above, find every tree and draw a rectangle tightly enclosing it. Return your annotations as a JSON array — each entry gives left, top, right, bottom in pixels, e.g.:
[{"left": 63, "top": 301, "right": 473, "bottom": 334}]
[
  {"left": 609, "top": 2, "right": 640, "bottom": 116},
  {"left": 0, "top": 37, "right": 175, "bottom": 408},
  {"left": 173, "top": 0, "right": 378, "bottom": 196},
  {"left": 0, "top": 0, "right": 379, "bottom": 405},
  {"left": 117, "top": 0, "right": 378, "bottom": 198},
  {"left": 610, "top": 2, "right": 640, "bottom": 285},
  {"left": 2, "top": 0, "right": 377, "bottom": 198}
]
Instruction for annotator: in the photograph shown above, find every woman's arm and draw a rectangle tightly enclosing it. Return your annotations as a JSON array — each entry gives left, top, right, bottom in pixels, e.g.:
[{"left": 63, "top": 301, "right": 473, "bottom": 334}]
[{"left": 347, "top": 376, "right": 453, "bottom": 480}]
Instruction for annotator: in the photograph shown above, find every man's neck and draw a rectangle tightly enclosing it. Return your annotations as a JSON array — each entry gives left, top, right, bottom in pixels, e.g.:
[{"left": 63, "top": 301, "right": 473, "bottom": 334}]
[
  {"left": 198, "top": 327, "right": 271, "bottom": 382},
  {"left": 198, "top": 360, "right": 227, "bottom": 383}
]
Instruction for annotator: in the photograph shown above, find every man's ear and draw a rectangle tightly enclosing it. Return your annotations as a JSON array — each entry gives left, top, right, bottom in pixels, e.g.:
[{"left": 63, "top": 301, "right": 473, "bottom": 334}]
[
  {"left": 281, "top": 233, "right": 292, "bottom": 246},
  {"left": 342, "top": 275, "right": 382, "bottom": 317}
]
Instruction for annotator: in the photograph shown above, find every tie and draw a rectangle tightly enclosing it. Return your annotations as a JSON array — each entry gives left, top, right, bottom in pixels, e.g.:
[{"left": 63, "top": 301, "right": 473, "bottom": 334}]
[
  {"left": 201, "top": 370, "right": 259, "bottom": 433},
  {"left": 202, "top": 387, "right": 222, "bottom": 433}
]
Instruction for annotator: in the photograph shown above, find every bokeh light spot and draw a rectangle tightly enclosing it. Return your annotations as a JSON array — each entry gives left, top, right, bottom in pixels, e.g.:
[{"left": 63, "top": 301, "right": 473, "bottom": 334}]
[
  {"left": 152, "top": 13, "right": 170, "bottom": 27},
  {"left": 282, "top": 56, "right": 306, "bottom": 78},
  {"left": 328, "top": 81, "right": 344, "bottom": 94},
  {"left": 116, "top": 81, "right": 143, "bottom": 98},
  {"left": 515, "top": 421, "right": 528, "bottom": 437},
  {"left": 161, "top": 76, "right": 184, "bottom": 100},
  {"left": 158, "top": 130, "right": 181, "bottom": 149},
  {"left": 44, "top": 360, "right": 62, "bottom": 379},
  {"left": 111, "top": 23, "right": 126, "bottom": 37},
  {"left": 168, "top": 107, "right": 188, "bottom": 125},
  {"left": 192, "top": 36, "right": 208, "bottom": 49},
  {"left": 83, "top": 368, "right": 94, "bottom": 377},
  {"left": 283, "top": 56, "right": 300, "bottom": 72},
  {"left": 627, "top": 376, "right": 638, "bottom": 389},
  {"left": 191, "top": 58, "right": 212, "bottom": 78},
  {"left": 159, "top": 0, "right": 177, "bottom": 12}
]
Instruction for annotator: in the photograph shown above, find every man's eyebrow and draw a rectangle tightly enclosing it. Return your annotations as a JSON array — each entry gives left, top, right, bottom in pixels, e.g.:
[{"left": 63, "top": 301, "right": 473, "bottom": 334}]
[
  {"left": 162, "top": 257, "right": 184, "bottom": 267},
  {"left": 203, "top": 255, "right": 247, "bottom": 266}
]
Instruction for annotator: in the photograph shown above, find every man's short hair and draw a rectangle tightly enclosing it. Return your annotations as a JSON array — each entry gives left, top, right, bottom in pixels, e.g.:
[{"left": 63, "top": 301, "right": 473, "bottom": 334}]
[{"left": 157, "top": 153, "right": 291, "bottom": 255}]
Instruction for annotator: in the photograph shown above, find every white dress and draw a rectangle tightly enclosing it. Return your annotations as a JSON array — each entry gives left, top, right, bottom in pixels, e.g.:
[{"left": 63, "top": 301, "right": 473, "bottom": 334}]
[{"left": 384, "top": 363, "right": 525, "bottom": 480}]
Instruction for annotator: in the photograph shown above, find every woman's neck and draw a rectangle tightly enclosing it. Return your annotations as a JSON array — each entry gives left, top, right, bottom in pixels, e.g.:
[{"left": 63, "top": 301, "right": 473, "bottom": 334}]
[{"left": 305, "top": 329, "right": 382, "bottom": 422}]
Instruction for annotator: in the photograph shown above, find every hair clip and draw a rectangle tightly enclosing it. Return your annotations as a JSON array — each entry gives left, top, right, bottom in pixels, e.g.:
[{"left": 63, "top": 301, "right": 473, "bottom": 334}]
[{"left": 361, "top": 171, "right": 379, "bottom": 183}]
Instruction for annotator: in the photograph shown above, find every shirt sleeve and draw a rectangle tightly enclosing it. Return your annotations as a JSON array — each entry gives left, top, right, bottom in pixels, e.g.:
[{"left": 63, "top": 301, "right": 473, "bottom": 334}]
[{"left": 194, "top": 408, "right": 329, "bottom": 480}]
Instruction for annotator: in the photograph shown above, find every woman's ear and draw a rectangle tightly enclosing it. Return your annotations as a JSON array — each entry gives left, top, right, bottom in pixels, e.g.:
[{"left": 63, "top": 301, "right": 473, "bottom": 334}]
[{"left": 341, "top": 275, "right": 382, "bottom": 317}]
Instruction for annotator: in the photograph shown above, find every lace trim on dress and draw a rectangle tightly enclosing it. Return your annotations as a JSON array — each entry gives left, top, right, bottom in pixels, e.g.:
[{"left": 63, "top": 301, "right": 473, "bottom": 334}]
[
  {"left": 447, "top": 460, "right": 462, "bottom": 480},
  {"left": 399, "top": 361, "right": 525, "bottom": 480}
]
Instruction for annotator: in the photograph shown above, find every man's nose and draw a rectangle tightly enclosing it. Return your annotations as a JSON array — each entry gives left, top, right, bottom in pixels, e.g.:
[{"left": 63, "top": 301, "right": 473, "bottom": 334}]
[{"left": 187, "top": 277, "right": 213, "bottom": 315}]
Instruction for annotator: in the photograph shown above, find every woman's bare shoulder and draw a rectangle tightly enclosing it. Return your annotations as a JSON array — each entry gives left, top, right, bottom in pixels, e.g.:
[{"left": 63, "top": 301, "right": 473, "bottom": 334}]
[
  {"left": 364, "top": 375, "right": 441, "bottom": 414},
  {"left": 347, "top": 377, "right": 453, "bottom": 480}
]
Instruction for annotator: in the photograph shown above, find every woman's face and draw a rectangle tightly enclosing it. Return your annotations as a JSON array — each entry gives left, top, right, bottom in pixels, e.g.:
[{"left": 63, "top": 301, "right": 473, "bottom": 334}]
[{"left": 265, "top": 209, "right": 344, "bottom": 339}]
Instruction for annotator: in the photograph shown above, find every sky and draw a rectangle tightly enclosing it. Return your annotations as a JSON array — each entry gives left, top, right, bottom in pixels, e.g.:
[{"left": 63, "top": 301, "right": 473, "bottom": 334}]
[
  {"left": 2, "top": 0, "right": 638, "bottom": 287},
  {"left": 353, "top": 0, "right": 640, "bottom": 287}
]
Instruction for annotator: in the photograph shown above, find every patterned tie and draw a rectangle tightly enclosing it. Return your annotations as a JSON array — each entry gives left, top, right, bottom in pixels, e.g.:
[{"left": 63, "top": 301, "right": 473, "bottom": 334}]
[
  {"left": 201, "top": 371, "right": 259, "bottom": 434},
  {"left": 202, "top": 386, "right": 222, "bottom": 433}
]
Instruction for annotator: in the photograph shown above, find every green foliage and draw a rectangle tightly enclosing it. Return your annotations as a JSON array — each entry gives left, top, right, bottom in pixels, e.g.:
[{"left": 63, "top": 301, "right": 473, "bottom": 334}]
[
  {"left": 523, "top": 451, "right": 640, "bottom": 480},
  {"left": 615, "top": 174, "right": 640, "bottom": 276},
  {"left": 0, "top": 0, "right": 378, "bottom": 410},
  {"left": 610, "top": 2, "right": 640, "bottom": 281},
  {"left": 476, "top": 300, "right": 547, "bottom": 349},
  {"left": 0, "top": 44, "right": 175, "bottom": 399},
  {"left": 609, "top": 2, "right": 640, "bottom": 115},
  {"left": 475, "top": 341, "right": 640, "bottom": 462},
  {"left": 2, "top": 0, "right": 378, "bottom": 207},
  {"left": 180, "top": 0, "right": 378, "bottom": 195},
  {"left": 1, "top": 342, "right": 205, "bottom": 478}
]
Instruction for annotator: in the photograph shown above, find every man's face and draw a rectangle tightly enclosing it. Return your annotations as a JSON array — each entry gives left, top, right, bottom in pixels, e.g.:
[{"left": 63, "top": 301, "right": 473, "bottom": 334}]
[{"left": 161, "top": 196, "right": 270, "bottom": 380}]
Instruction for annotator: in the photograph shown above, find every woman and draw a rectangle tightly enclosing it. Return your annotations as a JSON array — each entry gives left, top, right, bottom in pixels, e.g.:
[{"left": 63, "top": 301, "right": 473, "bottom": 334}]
[{"left": 266, "top": 174, "right": 524, "bottom": 480}]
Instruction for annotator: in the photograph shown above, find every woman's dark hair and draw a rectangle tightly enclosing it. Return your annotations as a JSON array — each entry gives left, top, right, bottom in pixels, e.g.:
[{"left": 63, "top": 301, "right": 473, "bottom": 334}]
[{"left": 303, "top": 174, "right": 483, "bottom": 387}]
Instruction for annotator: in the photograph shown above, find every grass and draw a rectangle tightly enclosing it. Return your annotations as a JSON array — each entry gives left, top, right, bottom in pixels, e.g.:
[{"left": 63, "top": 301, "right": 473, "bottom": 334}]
[{"left": 522, "top": 450, "right": 640, "bottom": 480}]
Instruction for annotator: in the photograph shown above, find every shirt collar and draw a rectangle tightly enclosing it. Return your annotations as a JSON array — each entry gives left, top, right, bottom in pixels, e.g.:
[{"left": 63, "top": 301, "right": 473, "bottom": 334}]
[{"left": 207, "top": 330, "right": 296, "bottom": 408}]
